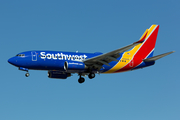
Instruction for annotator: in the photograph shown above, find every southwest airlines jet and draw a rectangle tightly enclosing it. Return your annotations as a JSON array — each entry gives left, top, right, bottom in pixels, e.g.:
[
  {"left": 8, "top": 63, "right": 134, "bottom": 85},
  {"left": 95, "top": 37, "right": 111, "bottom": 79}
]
[{"left": 8, "top": 25, "right": 174, "bottom": 83}]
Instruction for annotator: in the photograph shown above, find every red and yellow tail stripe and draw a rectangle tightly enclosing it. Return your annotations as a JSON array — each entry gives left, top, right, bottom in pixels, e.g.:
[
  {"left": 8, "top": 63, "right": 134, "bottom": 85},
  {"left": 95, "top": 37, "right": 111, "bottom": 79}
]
[{"left": 104, "top": 25, "right": 159, "bottom": 73}]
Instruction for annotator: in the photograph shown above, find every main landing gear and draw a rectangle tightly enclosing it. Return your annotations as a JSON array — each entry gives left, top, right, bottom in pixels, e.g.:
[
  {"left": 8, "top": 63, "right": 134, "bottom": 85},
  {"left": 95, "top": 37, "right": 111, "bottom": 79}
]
[
  {"left": 78, "top": 73, "right": 96, "bottom": 84},
  {"left": 88, "top": 73, "right": 95, "bottom": 79},
  {"left": 78, "top": 76, "right": 85, "bottom": 84}
]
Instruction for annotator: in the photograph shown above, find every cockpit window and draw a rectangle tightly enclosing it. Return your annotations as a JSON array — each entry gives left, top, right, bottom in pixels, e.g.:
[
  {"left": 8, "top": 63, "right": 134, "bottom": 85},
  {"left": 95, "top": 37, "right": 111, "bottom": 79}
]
[{"left": 16, "top": 54, "right": 25, "bottom": 57}]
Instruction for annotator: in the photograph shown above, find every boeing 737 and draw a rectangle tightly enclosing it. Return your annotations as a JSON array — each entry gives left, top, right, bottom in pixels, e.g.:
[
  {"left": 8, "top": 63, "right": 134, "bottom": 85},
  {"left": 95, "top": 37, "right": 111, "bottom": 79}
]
[{"left": 8, "top": 25, "right": 174, "bottom": 83}]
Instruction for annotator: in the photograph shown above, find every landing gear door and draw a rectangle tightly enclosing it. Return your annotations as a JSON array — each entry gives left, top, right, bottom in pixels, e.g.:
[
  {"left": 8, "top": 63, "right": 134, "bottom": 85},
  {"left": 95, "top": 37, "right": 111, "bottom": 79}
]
[{"left": 31, "top": 51, "right": 37, "bottom": 61}]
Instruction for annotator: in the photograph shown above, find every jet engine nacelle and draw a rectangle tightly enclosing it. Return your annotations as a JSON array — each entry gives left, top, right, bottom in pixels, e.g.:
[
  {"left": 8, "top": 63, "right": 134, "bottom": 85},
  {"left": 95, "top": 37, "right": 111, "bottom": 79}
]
[
  {"left": 48, "top": 71, "right": 71, "bottom": 79},
  {"left": 64, "top": 61, "right": 87, "bottom": 71}
]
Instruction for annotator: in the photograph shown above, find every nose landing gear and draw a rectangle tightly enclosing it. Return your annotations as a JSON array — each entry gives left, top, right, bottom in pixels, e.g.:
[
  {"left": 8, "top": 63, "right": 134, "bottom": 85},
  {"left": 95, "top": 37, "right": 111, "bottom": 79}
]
[
  {"left": 25, "top": 72, "right": 30, "bottom": 77},
  {"left": 19, "top": 67, "right": 30, "bottom": 77}
]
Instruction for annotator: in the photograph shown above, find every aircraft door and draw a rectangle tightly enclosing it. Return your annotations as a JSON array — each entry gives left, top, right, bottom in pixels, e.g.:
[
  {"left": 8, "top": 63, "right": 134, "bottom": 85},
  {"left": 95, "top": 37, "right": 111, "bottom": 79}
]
[{"left": 31, "top": 51, "right": 37, "bottom": 61}]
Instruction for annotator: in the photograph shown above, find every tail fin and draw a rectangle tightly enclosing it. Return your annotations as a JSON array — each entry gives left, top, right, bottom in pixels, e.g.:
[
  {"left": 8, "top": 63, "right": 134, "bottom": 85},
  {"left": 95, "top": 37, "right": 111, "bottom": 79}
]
[
  {"left": 132, "top": 25, "right": 159, "bottom": 60},
  {"left": 114, "top": 25, "right": 174, "bottom": 73}
]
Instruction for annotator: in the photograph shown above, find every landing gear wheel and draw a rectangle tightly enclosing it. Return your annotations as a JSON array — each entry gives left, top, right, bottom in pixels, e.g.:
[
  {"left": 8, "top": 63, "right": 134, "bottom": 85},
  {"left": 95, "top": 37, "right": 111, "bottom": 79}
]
[
  {"left": 78, "top": 77, "right": 85, "bottom": 84},
  {"left": 25, "top": 73, "right": 30, "bottom": 77},
  {"left": 88, "top": 73, "right": 95, "bottom": 79}
]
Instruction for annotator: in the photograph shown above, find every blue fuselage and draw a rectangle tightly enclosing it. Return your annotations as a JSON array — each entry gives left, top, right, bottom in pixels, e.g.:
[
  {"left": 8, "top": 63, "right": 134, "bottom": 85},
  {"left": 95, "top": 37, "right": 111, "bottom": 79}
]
[
  {"left": 8, "top": 51, "right": 110, "bottom": 73},
  {"left": 8, "top": 50, "right": 155, "bottom": 74}
]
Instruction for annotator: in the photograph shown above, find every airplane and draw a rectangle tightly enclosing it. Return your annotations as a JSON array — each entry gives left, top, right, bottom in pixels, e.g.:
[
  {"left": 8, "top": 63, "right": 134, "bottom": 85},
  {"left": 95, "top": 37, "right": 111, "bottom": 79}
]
[{"left": 8, "top": 25, "right": 175, "bottom": 83}]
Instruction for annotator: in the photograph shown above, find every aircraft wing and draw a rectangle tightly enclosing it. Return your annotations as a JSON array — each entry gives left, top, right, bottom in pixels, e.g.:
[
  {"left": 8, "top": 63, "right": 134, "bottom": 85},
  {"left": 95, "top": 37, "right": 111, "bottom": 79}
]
[
  {"left": 83, "top": 30, "right": 148, "bottom": 70},
  {"left": 83, "top": 39, "right": 145, "bottom": 69}
]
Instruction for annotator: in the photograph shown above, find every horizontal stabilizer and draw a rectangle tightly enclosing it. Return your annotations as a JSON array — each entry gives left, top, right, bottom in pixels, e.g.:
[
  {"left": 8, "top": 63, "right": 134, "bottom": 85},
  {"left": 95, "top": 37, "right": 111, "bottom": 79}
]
[{"left": 143, "top": 51, "right": 175, "bottom": 62}]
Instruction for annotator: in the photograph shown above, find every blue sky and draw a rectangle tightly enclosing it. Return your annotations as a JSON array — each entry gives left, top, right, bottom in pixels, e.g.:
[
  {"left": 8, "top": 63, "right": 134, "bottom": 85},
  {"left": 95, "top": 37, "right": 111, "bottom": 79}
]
[{"left": 0, "top": 0, "right": 179, "bottom": 120}]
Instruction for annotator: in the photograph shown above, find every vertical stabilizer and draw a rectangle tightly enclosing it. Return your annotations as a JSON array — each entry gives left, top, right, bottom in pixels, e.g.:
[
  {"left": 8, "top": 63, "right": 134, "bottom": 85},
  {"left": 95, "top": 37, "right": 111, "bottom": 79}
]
[
  {"left": 136, "top": 25, "right": 159, "bottom": 59},
  {"left": 114, "top": 25, "right": 159, "bottom": 73}
]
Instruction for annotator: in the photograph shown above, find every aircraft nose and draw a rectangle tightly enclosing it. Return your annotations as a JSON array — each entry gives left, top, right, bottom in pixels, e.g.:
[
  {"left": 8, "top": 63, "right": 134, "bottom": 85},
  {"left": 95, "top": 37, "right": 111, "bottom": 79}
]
[{"left": 8, "top": 57, "right": 17, "bottom": 65}]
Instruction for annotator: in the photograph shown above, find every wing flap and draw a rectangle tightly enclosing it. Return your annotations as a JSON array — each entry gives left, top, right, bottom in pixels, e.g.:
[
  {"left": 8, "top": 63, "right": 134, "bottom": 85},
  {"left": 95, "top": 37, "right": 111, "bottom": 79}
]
[{"left": 143, "top": 51, "right": 175, "bottom": 62}]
